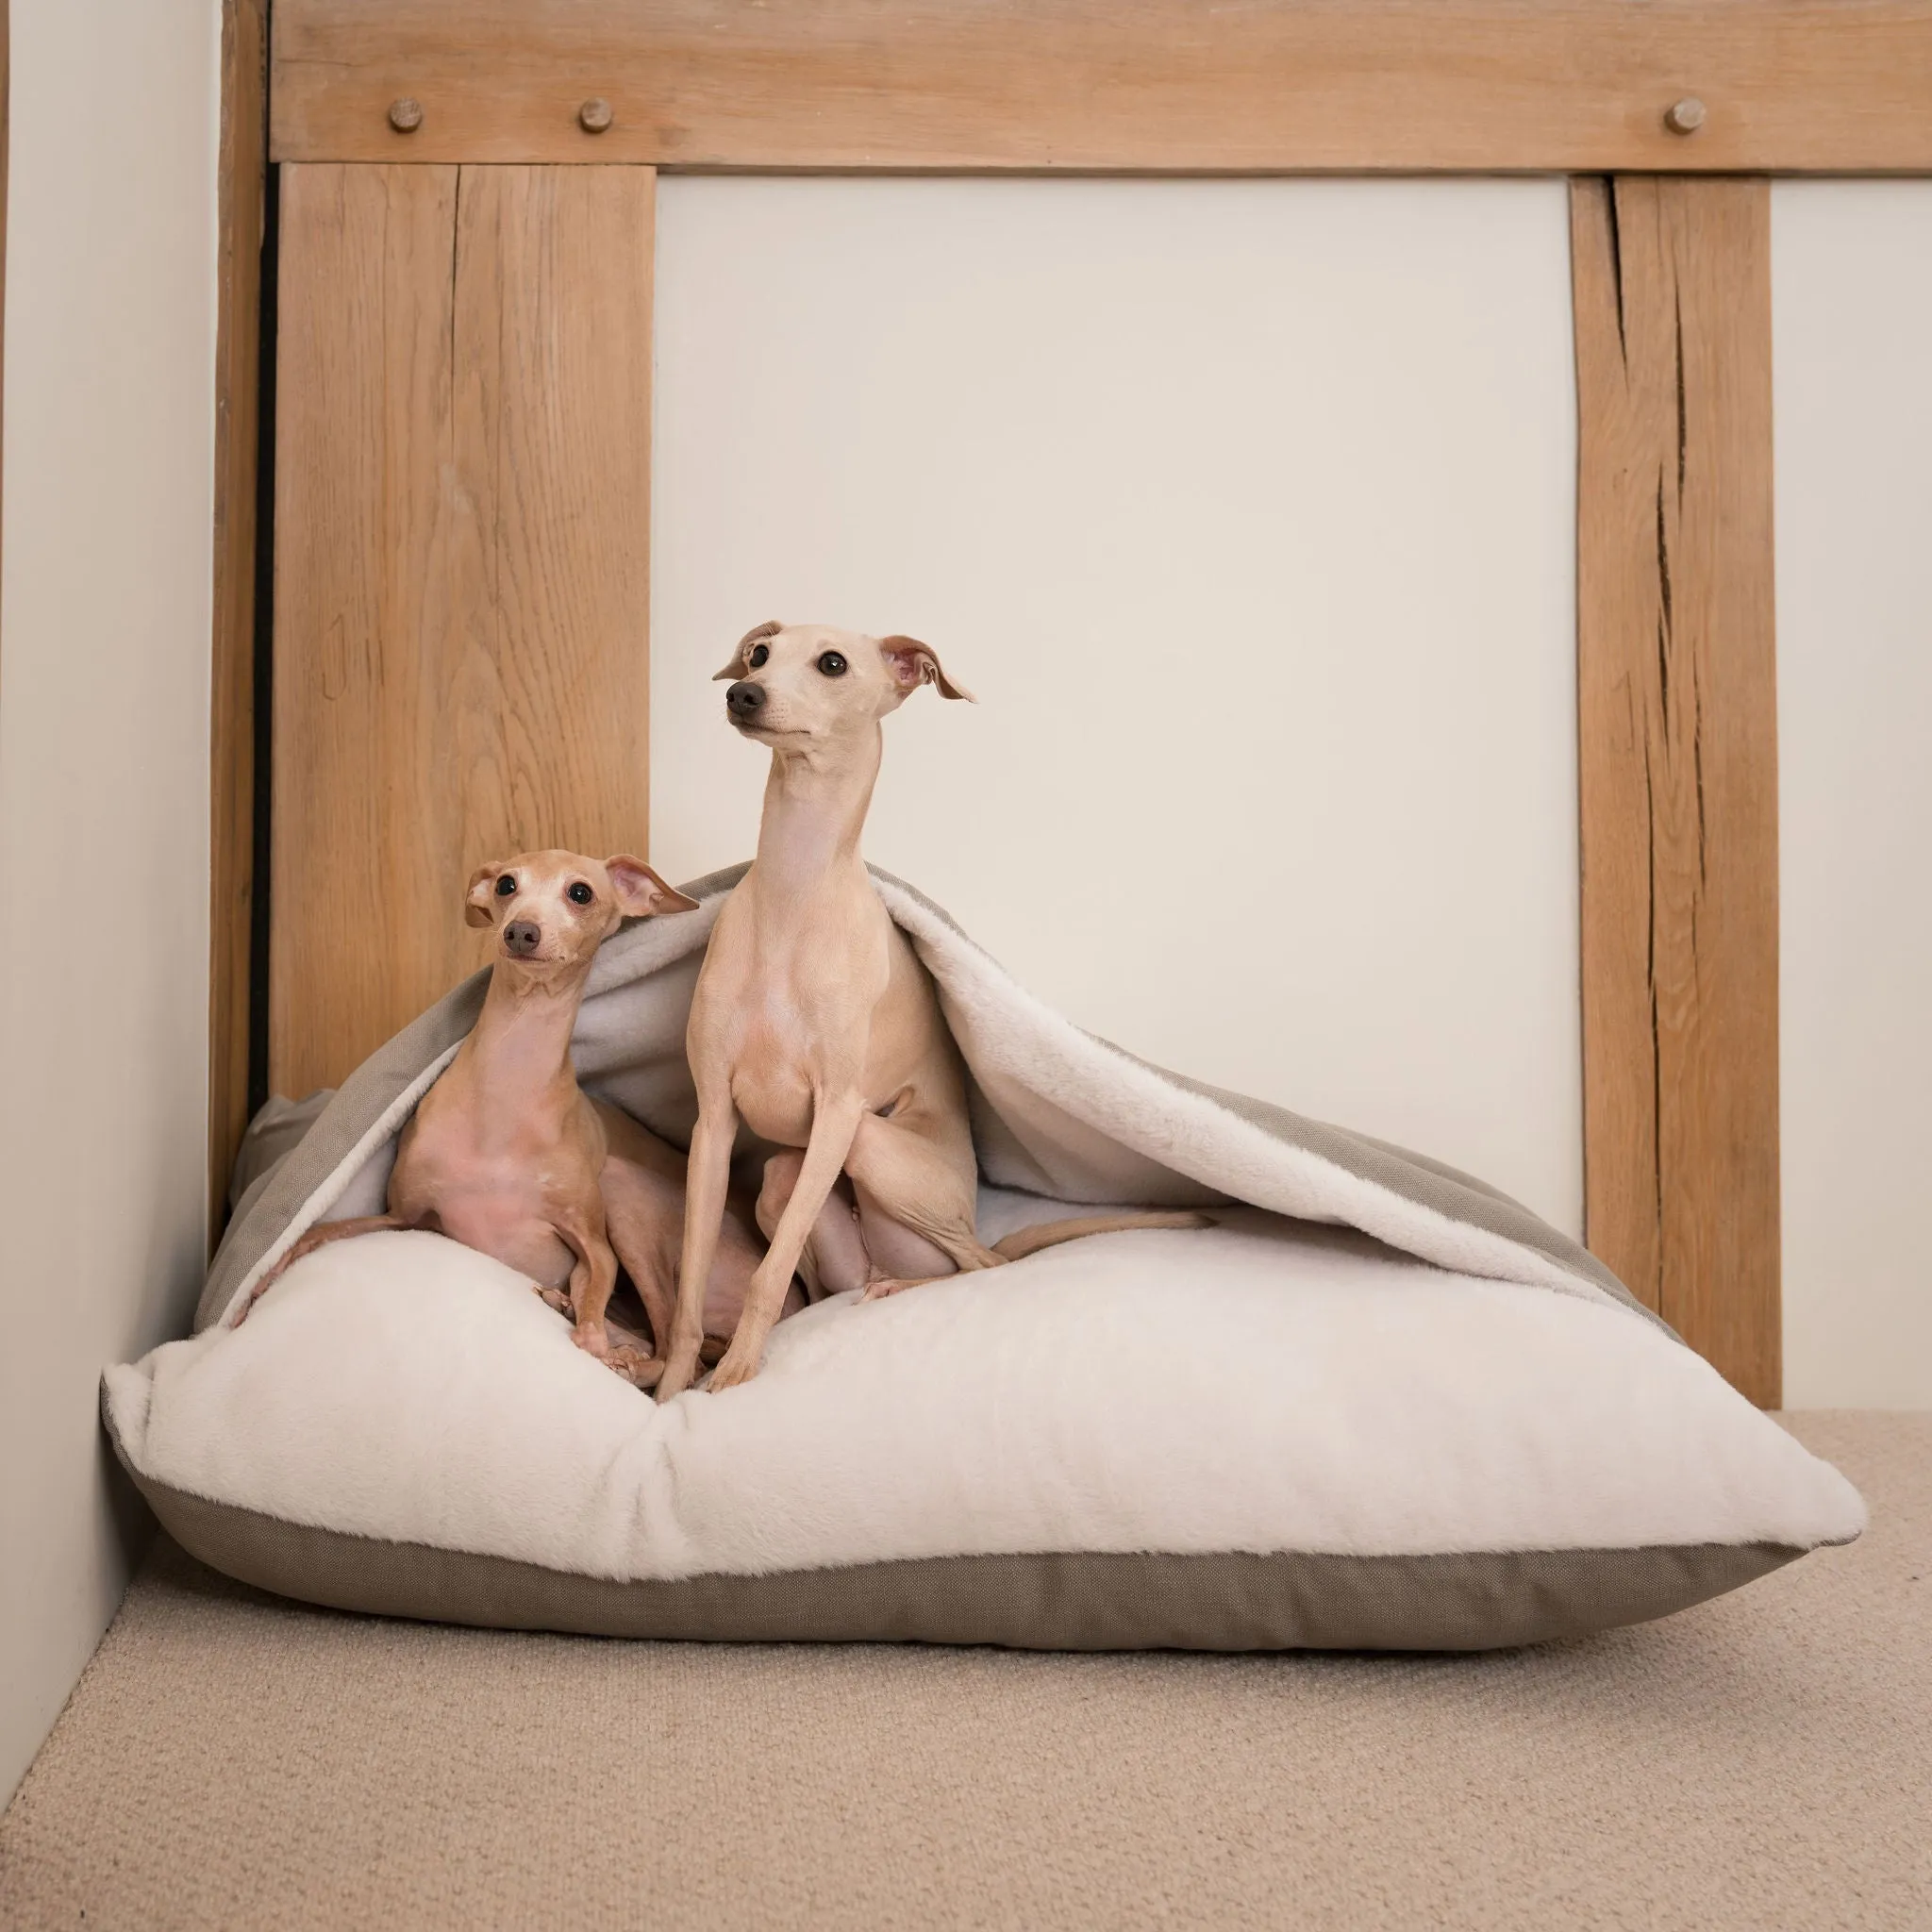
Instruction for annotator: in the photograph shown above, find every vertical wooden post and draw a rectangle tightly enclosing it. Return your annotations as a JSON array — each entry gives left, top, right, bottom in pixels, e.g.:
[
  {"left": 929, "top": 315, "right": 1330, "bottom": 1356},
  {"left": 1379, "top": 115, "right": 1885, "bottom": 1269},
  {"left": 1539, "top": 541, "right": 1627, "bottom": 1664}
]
[
  {"left": 1572, "top": 176, "right": 1780, "bottom": 1406},
  {"left": 270, "top": 164, "right": 656, "bottom": 1099},
  {"left": 208, "top": 0, "right": 268, "bottom": 1240}
]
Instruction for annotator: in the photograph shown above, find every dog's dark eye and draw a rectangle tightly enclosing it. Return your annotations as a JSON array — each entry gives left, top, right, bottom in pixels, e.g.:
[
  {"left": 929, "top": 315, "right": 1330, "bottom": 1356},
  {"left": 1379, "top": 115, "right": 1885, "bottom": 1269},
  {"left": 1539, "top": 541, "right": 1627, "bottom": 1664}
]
[
  {"left": 748, "top": 643, "right": 770, "bottom": 669},
  {"left": 817, "top": 651, "right": 848, "bottom": 677},
  {"left": 567, "top": 882, "right": 594, "bottom": 907},
  {"left": 494, "top": 874, "right": 517, "bottom": 897}
]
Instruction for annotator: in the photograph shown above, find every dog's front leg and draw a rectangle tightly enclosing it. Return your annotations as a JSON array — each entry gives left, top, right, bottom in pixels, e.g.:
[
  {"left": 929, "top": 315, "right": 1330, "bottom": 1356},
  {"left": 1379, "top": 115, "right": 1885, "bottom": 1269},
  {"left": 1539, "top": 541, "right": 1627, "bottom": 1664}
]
[
  {"left": 560, "top": 1220, "right": 620, "bottom": 1360},
  {"left": 707, "top": 1092, "right": 868, "bottom": 1393},
  {"left": 598, "top": 1155, "right": 678, "bottom": 1359},
  {"left": 657, "top": 1096, "right": 740, "bottom": 1400}
]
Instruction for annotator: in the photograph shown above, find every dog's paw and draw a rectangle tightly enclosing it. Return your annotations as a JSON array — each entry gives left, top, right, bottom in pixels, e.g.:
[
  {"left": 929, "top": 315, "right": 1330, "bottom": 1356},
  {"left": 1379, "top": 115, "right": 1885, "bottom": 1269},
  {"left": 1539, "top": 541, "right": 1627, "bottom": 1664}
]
[
  {"left": 571, "top": 1320, "right": 611, "bottom": 1359},
  {"left": 859, "top": 1275, "right": 929, "bottom": 1302},
  {"left": 704, "top": 1342, "right": 762, "bottom": 1392},
  {"left": 531, "top": 1284, "right": 572, "bottom": 1317},
  {"left": 602, "top": 1344, "right": 663, "bottom": 1391}
]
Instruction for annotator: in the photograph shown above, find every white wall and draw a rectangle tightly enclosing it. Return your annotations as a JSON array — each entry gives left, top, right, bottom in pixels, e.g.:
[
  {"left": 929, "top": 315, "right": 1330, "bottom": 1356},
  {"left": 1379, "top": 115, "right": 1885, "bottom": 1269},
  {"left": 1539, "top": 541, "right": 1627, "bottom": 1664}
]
[
  {"left": 0, "top": 0, "right": 219, "bottom": 1803},
  {"left": 1774, "top": 183, "right": 1932, "bottom": 1409},
  {"left": 652, "top": 178, "right": 1584, "bottom": 1235}
]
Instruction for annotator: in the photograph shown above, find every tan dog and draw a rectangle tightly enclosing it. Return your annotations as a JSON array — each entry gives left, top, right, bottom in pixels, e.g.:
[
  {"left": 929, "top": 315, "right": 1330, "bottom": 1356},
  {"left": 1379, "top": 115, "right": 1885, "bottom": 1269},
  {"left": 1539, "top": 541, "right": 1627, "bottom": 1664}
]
[
  {"left": 237, "top": 850, "right": 772, "bottom": 1385},
  {"left": 656, "top": 624, "right": 1208, "bottom": 1399}
]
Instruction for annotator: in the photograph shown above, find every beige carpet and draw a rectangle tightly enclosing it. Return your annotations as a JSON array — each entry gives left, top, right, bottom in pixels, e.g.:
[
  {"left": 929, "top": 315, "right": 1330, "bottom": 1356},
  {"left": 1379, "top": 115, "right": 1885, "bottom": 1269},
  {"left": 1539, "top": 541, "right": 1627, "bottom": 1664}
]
[{"left": 2, "top": 1413, "right": 1926, "bottom": 1931}]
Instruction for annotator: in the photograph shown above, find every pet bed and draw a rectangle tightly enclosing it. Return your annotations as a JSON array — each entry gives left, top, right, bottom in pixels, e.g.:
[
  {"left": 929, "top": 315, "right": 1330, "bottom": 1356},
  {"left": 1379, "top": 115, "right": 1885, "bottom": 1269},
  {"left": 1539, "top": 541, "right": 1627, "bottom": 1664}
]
[{"left": 104, "top": 867, "right": 1863, "bottom": 1649}]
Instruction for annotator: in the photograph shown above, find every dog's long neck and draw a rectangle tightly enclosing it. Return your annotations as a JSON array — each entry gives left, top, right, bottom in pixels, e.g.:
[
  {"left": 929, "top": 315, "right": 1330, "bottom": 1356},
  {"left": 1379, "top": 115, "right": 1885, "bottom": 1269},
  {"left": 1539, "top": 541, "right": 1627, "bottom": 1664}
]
[
  {"left": 458, "top": 962, "right": 591, "bottom": 1116},
  {"left": 752, "top": 724, "right": 882, "bottom": 906}
]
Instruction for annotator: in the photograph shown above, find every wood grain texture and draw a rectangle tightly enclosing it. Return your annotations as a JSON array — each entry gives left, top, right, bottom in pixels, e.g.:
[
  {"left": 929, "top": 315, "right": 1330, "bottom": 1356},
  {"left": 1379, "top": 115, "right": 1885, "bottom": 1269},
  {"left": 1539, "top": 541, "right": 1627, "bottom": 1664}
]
[
  {"left": 1572, "top": 176, "right": 1779, "bottom": 1407},
  {"left": 208, "top": 0, "right": 268, "bottom": 1240},
  {"left": 447, "top": 167, "right": 656, "bottom": 902},
  {"left": 271, "top": 0, "right": 1932, "bottom": 173},
  {"left": 271, "top": 163, "right": 655, "bottom": 1098},
  {"left": 272, "top": 164, "right": 458, "bottom": 1100}
]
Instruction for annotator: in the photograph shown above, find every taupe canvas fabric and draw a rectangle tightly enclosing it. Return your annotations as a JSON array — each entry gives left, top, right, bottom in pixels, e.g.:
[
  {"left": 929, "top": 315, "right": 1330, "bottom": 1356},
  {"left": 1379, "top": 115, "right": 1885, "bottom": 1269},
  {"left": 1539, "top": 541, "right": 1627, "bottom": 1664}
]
[
  {"left": 121, "top": 1453, "right": 1800, "bottom": 1654},
  {"left": 198, "top": 968, "right": 491, "bottom": 1331}
]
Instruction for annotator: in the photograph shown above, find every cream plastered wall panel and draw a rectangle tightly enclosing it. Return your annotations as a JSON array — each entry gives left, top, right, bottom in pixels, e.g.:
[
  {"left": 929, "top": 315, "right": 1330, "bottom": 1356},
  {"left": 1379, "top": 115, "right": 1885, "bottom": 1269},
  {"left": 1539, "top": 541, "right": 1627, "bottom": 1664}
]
[
  {"left": 651, "top": 178, "right": 1582, "bottom": 1235},
  {"left": 0, "top": 0, "right": 220, "bottom": 1802},
  {"left": 1774, "top": 182, "right": 1932, "bottom": 1409}
]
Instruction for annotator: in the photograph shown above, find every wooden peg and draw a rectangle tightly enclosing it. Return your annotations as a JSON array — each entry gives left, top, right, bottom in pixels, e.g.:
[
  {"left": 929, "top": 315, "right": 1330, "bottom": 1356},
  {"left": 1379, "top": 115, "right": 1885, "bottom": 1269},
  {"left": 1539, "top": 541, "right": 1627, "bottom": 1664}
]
[
  {"left": 1664, "top": 96, "right": 1707, "bottom": 135},
  {"left": 579, "top": 98, "right": 614, "bottom": 134},
  {"left": 388, "top": 97, "right": 424, "bottom": 133}
]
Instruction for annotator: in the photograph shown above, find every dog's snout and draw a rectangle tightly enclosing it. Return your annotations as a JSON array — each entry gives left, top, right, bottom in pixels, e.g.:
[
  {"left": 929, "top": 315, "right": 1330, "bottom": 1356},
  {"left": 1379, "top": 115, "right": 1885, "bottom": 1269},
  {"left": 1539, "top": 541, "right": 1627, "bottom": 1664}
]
[
  {"left": 504, "top": 921, "right": 541, "bottom": 957},
  {"left": 725, "top": 680, "right": 766, "bottom": 720}
]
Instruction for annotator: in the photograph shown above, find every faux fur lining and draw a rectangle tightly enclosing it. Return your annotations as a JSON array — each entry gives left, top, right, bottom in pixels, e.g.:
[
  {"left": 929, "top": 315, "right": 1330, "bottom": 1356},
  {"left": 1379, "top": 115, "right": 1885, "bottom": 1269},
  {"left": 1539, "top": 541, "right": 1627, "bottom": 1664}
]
[{"left": 196, "top": 864, "right": 1657, "bottom": 1335}]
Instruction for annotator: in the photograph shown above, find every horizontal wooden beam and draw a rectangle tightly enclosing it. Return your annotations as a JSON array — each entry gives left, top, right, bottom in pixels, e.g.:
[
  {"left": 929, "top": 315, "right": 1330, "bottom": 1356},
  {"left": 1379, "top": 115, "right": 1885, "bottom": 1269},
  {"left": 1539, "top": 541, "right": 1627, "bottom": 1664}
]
[{"left": 274, "top": 1, "right": 1932, "bottom": 174}]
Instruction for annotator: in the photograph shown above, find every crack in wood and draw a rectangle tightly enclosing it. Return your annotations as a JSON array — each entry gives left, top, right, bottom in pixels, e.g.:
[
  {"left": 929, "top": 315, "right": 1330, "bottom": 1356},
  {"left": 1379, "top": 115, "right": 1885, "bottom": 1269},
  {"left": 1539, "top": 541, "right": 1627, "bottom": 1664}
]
[
  {"left": 1674, "top": 286, "right": 1688, "bottom": 497},
  {"left": 1692, "top": 650, "right": 1708, "bottom": 891},
  {"left": 1655, "top": 473, "right": 1674, "bottom": 728},
  {"left": 446, "top": 165, "right": 462, "bottom": 407},
  {"left": 1606, "top": 177, "right": 1626, "bottom": 362},
  {"left": 1641, "top": 733, "right": 1664, "bottom": 1258}
]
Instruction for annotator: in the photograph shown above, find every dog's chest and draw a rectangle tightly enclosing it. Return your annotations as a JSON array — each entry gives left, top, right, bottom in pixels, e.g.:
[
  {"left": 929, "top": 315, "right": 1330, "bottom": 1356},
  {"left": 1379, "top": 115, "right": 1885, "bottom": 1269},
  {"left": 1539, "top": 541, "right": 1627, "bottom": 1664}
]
[
  {"left": 391, "top": 1125, "right": 581, "bottom": 1289},
  {"left": 724, "top": 997, "right": 839, "bottom": 1142},
  {"left": 437, "top": 1188, "right": 577, "bottom": 1290},
  {"left": 728, "top": 1054, "right": 819, "bottom": 1145},
  {"left": 699, "top": 910, "right": 893, "bottom": 1144}
]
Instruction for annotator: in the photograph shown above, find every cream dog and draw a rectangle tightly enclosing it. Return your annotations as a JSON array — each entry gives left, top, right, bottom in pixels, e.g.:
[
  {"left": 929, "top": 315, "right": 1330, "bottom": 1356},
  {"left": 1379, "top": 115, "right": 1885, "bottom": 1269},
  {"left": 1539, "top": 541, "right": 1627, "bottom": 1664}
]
[
  {"left": 656, "top": 624, "right": 1208, "bottom": 1399},
  {"left": 238, "top": 850, "right": 773, "bottom": 1385}
]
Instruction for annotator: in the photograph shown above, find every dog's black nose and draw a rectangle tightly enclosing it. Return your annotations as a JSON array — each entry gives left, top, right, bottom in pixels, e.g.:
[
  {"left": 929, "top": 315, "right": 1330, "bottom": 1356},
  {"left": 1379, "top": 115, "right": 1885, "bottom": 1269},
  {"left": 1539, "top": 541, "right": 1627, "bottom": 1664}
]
[
  {"left": 725, "top": 679, "right": 766, "bottom": 719},
  {"left": 504, "top": 921, "right": 541, "bottom": 956}
]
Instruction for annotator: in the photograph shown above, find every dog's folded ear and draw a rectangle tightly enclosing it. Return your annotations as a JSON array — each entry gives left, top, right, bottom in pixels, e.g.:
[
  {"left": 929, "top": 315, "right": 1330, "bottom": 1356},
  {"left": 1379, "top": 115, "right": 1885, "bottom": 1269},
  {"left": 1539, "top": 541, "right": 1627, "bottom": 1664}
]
[
  {"left": 464, "top": 863, "right": 503, "bottom": 928},
  {"left": 715, "top": 619, "right": 782, "bottom": 682},
  {"left": 879, "top": 636, "right": 974, "bottom": 703},
  {"left": 606, "top": 857, "right": 701, "bottom": 919}
]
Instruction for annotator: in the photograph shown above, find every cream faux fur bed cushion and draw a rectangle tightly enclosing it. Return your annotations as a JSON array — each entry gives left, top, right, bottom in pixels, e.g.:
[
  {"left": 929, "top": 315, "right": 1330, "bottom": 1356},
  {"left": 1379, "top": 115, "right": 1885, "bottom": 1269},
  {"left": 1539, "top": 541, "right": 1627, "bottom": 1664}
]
[
  {"left": 104, "top": 1198, "right": 1863, "bottom": 1650},
  {"left": 105, "top": 866, "right": 1864, "bottom": 1649}
]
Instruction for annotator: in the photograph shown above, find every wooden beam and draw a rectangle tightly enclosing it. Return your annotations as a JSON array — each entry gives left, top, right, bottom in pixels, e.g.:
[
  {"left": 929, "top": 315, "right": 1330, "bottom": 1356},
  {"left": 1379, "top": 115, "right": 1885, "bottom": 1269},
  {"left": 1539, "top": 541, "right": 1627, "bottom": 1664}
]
[
  {"left": 272, "top": 0, "right": 1932, "bottom": 174},
  {"left": 270, "top": 164, "right": 657, "bottom": 1099},
  {"left": 271, "top": 164, "right": 458, "bottom": 1101},
  {"left": 1572, "top": 176, "right": 1779, "bottom": 1407},
  {"left": 208, "top": 0, "right": 268, "bottom": 1241}
]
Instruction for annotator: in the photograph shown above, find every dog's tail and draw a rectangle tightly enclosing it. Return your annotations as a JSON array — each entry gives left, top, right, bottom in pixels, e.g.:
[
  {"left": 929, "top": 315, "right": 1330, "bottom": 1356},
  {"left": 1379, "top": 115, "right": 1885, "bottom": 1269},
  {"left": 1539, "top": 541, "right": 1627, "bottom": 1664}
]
[{"left": 990, "top": 1208, "right": 1215, "bottom": 1263}]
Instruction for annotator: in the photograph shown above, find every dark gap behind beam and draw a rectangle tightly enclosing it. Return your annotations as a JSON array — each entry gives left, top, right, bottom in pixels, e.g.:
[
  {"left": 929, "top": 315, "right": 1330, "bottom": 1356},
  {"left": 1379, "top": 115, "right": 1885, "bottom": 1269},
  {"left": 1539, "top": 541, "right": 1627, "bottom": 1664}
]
[{"left": 245, "top": 160, "right": 279, "bottom": 1123}]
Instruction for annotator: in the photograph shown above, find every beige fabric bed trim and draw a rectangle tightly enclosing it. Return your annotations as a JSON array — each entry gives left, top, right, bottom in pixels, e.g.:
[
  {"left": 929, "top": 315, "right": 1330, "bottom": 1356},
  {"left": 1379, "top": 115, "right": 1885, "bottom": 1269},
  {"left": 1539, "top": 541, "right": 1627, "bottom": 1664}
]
[{"left": 125, "top": 1470, "right": 1799, "bottom": 1654}]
